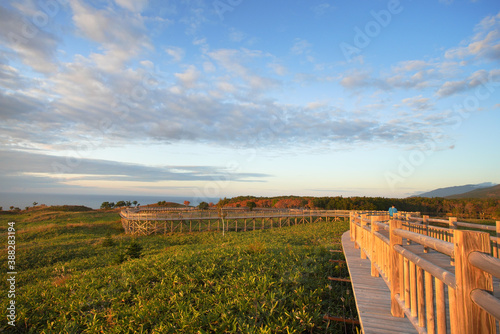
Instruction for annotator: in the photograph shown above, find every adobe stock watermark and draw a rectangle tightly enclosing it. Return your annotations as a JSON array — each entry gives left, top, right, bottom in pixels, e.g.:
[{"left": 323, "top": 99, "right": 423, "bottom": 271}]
[
  {"left": 192, "top": 108, "right": 288, "bottom": 203},
  {"left": 339, "top": 0, "right": 407, "bottom": 62},
  {"left": 384, "top": 133, "right": 444, "bottom": 191},
  {"left": 51, "top": 68, "right": 160, "bottom": 179},
  {"left": 213, "top": 0, "right": 243, "bottom": 20},
  {"left": 7, "top": 0, "right": 67, "bottom": 46},
  {"left": 385, "top": 72, "right": 499, "bottom": 191}
]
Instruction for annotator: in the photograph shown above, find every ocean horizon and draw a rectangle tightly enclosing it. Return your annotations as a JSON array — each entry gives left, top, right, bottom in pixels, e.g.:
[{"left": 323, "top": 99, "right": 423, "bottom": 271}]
[{"left": 0, "top": 192, "right": 219, "bottom": 210}]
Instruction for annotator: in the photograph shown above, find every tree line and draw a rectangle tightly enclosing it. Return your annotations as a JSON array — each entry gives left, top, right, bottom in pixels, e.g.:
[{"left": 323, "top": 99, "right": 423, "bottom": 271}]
[
  {"left": 100, "top": 200, "right": 139, "bottom": 209},
  {"left": 216, "top": 196, "right": 500, "bottom": 219}
]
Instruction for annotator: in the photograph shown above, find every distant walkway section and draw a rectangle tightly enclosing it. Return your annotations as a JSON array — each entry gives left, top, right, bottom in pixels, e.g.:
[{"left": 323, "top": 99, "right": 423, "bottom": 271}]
[{"left": 120, "top": 208, "right": 350, "bottom": 235}]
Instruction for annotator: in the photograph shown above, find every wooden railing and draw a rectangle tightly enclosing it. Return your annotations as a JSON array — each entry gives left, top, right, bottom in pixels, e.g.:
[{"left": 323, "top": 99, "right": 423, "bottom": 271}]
[
  {"left": 350, "top": 212, "right": 500, "bottom": 333},
  {"left": 120, "top": 208, "right": 351, "bottom": 235},
  {"left": 121, "top": 208, "right": 352, "bottom": 220}
]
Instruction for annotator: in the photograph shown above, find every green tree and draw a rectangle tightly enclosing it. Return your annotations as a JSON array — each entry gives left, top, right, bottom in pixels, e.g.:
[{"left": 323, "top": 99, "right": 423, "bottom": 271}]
[
  {"left": 198, "top": 202, "right": 209, "bottom": 210},
  {"left": 246, "top": 201, "right": 256, "bottom": 211},
  {"left": 100, "top": 202, "right": 113, "bottom": 209}
]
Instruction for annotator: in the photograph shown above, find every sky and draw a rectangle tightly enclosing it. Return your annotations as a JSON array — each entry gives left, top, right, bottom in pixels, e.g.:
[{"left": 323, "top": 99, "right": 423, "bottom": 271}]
[{"left": 0, "top": 0, "right": 499, "bottom": 203}]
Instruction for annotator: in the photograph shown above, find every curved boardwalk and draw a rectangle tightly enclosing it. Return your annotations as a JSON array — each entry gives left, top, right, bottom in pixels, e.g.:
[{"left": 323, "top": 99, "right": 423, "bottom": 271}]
[
  {"left": 342, "top": 231, "right": 417, "bottom": 333},
  {"left": 347, "top": 212, "right": 500, "bottom": 334}
]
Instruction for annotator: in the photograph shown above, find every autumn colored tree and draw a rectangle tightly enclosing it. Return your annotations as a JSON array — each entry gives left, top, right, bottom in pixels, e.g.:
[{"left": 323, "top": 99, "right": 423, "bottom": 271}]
[{"left": 184, "top": 200, "right": 190, "bottom": 207}]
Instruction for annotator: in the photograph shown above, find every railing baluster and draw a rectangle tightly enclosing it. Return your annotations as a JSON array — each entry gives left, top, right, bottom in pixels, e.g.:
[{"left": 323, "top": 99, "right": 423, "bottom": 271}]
[
  {"left": 435, "top": 278, "right": 446, "bottom": 334},
  {"left": 425, "top": 271, "right": 435, "bottom": 334},
  {"left": 417, "top": 266, "right": 425, "bottom": 328}
]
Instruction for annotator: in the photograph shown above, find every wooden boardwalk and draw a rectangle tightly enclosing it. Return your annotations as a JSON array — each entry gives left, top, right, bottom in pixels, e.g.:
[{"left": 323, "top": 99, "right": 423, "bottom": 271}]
[
  {"left": 342, "top": 231, "right": 418, "bottom": 333},
  {"left": 343, "top": 227, "right": 500, "bottom": 333}
]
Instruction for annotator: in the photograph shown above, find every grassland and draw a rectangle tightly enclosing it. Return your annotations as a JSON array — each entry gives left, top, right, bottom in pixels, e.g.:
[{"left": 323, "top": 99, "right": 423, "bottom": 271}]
[{"left": 0, "top": 207, "right": 357, "bottom": 333}]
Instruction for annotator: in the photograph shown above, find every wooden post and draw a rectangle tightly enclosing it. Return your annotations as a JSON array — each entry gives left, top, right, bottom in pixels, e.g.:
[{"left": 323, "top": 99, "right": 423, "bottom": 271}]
[
  {"left": 449, "top": 217, "right": 457, "bottom": 265},
  {"left": 423, "top": 215, "right": 429, "bottom": 253},
  {"left": 360, "top": 214, "right": 367, "bottom": 259},
  {"left": 454, "top": 230, "right": 494, "bottom": 334},
  {"left": 389, "top": 218, "right": 404, "bottom": 317},
  {"left": 494, "top": 221, "right": 500, "bottom": 258},
  {"left": 425, "top": 272, "right": 435, "bottom": 334},
  {"left": 449, "top": 217, "right": 457, "bottom": 240},
  {"left": 406, "top": 213, "right": 412, "bottom": 245},
  {"left": 350, "top": 212, "right": 355, "bottom": 241},
  {"left": 435, "top": 278, "right": 446, "bottom": 334},
  {"left": 371, "top": 215, "right": 380, "bottom": 277}
]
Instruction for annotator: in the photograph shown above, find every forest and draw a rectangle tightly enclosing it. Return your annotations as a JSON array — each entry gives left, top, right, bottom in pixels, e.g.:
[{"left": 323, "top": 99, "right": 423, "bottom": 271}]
[{"left": 217, "top": 195, "right": 500, "bottom": 220}]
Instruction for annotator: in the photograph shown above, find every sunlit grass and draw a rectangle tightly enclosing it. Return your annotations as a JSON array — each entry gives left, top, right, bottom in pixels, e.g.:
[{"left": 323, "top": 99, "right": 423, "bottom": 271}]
[{"left": 0, "top": 210, "right": 358, "bottom": 333}]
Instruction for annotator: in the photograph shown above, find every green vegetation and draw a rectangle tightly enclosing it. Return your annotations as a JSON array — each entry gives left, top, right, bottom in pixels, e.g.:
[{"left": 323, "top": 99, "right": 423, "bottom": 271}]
[
  {"left": 198, "top": 201, "right": 209, "bottom": 210},
  {"left": 220, "top": 195, "right": 500, "bottom": 219},
  {"left": 101, "top": 201, "right": 138, "bottom": 209},
  {"left": 0, "top": 209, "right": 356, "bottom": 333}
]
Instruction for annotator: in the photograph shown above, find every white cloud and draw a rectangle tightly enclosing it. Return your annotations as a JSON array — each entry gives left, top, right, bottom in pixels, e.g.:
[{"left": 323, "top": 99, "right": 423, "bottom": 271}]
[
  {"left": 70, "top": 0, "right": 152, "bottom": 71},
  {"left": 229, "top": 28, "right": 245, "bottom": 42},
  {"left": 203, "top": 61, "right": 216, "bottom": 73},
  {"left": 312, "top": 3, "right": 333, "bottom": 16},
  {"left": 268, "top": 63, "right": 287, "bottom": 76},
  {"left": 445, "top": 12, "right": 500, "bottom": 62},
  {"left": 436, "top": 69, "right": 500, "bottom": 97},
  {"left": 115, "top": 0, "right": 148, "bottom": 13},
  {"left": 165, "top": 46, "right": 185, "bottom": 62},
  {"left": 392, "top": 60, "right": 430, "bottom": 73},
  {"left": 291, "top": 38, "right": 315, "bottom": 63},
  {"left": 305, "top": 101, "right": 328, "bottom": 110},
  {"left": 175, "top": 65, "right": 201, "bottom": 89},
  {"left": 0, "top": 6, "right": 59, "bottom": 73},
  {"left": 401, "top": 95, "right": 434, "bottom": 111}
]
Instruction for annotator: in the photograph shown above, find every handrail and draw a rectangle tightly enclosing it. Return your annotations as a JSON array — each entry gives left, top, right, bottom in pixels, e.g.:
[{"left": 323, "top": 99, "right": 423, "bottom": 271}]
[
  {"left": 470, "top": 289, "right": 500, "bottom": 321},
  {"left": 457, "top": 221, "right": 496, "bottom": 231},
  {"left": 349, "top": 211, "right": 499, "bottom": 333},
  {"left": 393, "top": 245, "right": 456, "bottom": 288},
  {"left": 393, "top": 228, "right": 454, "bottom": 256},
  {"left": 468, "top": 251, "right": 500, "bottom": 279},
  {"left": 373, "top": 221, "right": 389, "bottom": 231},
  {"left": 121, "top": 208, "right": 352, "bottom": 220}
]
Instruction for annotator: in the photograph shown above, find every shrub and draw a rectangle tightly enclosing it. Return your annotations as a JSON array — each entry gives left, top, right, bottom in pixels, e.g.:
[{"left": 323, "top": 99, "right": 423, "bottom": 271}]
[
  {"left": 102, "top": 233, "right": 115, "bottom": 247},
  {"left": 126, "top": 241, "right": 143, "bottom": 259}
]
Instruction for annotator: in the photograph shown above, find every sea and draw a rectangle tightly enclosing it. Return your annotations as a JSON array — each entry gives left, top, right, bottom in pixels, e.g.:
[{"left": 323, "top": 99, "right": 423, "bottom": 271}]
[{"left": 0, "top": 193, "right": 220, "bottom": 210}]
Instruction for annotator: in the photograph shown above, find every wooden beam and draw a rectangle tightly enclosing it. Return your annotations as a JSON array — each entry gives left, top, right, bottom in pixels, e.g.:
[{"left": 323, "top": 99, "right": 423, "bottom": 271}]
[
  {"left": 329, "top": 259, "right": 346, "bottom": 264},
  {"left": 328, "top": 277, "right": 351, "bottom": 283},
  {"left": 323, "top": 314, "right": 360, "bottom": 325}
]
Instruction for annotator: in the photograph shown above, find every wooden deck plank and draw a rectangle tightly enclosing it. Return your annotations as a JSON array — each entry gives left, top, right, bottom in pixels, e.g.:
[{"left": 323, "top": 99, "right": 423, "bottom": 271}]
[{"left": 342, "top": 231, "right": 418, "bottom": 334}]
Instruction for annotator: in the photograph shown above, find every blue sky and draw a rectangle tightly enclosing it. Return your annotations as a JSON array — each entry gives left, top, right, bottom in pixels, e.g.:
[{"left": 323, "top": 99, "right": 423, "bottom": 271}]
[{"left": 0, "top": 0, "right": 499, "bottom": 202}]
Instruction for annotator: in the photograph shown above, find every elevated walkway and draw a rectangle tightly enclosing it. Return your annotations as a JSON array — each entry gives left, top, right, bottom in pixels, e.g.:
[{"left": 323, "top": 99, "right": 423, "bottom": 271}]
[{"left": 342, "top": 231, "right": 418, "bottom": 333}]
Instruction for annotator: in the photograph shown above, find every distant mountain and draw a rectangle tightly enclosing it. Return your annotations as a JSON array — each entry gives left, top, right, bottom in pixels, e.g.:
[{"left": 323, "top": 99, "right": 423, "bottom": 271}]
[
  {"left": 446, "top": 184, "right": 500, "bottom": 199},
  {"left": 414, "top": 182, "right": 497, "bottom": 198}
]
